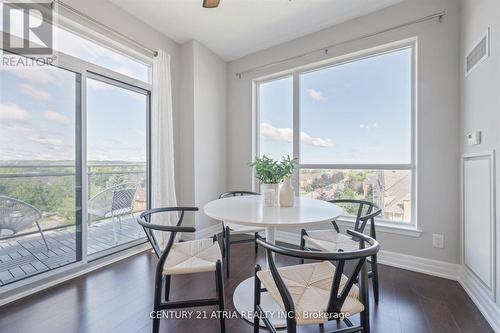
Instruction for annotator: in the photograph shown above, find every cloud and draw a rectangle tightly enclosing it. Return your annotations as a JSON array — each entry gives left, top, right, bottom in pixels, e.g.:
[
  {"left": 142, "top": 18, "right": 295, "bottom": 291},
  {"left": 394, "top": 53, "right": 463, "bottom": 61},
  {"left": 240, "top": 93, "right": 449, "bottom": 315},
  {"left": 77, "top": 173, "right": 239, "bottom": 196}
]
[
  {"left": 43, "top": 111, "right": 71, "bottom": 125},
  {"left": 360, "top": 122, "right": 378, "bottom": 130},
  {"left": 20, "top": 84, "right": 52, "bottom": 102},
  {"left": 29, "top": 136, "right": 64, "bottom": 146},
  {"left": 260, "top": 122, "right": 293, "bottom": 143},
  {"left": 306, "top": 88, "right": 327, "bottom": 102},
  {"left": 260, "top": 122, "right": 334, "bottom": 148},
  {"left": 300, "top": 132, "right": 335, "bottom": 147},
  {"left": 0, "top": 103, "right": 30, "bottom": 125}
]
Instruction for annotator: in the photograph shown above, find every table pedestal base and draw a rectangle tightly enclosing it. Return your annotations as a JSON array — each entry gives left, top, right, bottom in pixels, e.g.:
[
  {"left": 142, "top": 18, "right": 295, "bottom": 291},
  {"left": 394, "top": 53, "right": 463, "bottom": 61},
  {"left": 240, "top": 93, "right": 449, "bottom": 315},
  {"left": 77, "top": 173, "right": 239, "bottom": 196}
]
[{"left": 233, "top": 276, "right": 288, "bottom": 329}]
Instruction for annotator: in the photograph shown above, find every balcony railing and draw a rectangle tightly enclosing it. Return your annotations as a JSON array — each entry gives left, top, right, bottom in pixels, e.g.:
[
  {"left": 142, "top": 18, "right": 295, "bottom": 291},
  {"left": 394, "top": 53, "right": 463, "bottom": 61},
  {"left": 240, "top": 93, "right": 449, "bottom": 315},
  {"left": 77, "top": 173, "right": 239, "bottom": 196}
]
[
  {"left": 0, "top": 163, "right": 147, "bottom": 286},
  {"left": 0, "top": 163, "right": 147, "bottom": 240}
]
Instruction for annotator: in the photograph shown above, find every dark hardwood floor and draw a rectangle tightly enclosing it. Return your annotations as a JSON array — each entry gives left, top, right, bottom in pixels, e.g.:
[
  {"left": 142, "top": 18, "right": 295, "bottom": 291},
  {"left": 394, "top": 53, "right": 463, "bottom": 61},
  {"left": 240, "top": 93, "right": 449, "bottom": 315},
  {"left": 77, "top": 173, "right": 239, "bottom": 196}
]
[{"left": 0, "top": 240, "right": 493, "bottom": 333}]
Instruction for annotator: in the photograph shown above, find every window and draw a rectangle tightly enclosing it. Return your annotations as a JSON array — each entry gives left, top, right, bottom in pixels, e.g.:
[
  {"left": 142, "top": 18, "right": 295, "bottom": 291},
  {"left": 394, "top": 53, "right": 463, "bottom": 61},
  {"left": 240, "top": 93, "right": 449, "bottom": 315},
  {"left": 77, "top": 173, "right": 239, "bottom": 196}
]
[
  {"left": 0, "top": 10, "right": 151, "bottom": 287},
  {"left": 86, "top": 77, "right": 148, "bottom": 256},
  {"left": 257, "top": 43, "right": 415, "bottom": 225},
  {"left": 0, "top": 7, "right": 150, "bottom": 82},
  {"left": 0, "top": 64, "right": 81, "bottom": 281},
  {"left": 258, "top": 76, "right": 293, "bottom": 160},
  {"left": 55, "top": 27, "right": 150, "bottom": 82}
]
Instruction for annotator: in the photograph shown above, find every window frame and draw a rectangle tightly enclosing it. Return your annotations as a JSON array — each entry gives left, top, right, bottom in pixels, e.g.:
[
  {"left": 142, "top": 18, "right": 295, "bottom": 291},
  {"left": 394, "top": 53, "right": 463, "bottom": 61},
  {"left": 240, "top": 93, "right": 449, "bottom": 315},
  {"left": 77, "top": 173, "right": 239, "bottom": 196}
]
[
  {"left": 0, "top": 16, "right": 152, "bottom": 293},
  {"left": 254, "top": 38, "right": 418, "bottom": 228}
]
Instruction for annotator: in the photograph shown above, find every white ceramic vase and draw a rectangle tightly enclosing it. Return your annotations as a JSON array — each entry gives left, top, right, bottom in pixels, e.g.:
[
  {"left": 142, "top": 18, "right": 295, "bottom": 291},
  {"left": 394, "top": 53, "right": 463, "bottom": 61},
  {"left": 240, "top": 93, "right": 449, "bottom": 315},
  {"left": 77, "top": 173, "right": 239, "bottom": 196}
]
[
  {"left": 279, "top": 177, "right": 295, "bottom": 207},
  {"left": 261, "top": 183, "right": 280, "bottom": 206}
]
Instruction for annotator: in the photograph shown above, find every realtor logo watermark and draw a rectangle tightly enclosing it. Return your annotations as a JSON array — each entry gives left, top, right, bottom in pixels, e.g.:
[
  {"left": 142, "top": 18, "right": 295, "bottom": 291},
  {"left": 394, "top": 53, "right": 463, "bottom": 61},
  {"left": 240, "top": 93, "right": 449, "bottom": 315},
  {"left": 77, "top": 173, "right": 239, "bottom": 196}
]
[{"left": 1, "top": 1, "right": 57, "bottom": 67}]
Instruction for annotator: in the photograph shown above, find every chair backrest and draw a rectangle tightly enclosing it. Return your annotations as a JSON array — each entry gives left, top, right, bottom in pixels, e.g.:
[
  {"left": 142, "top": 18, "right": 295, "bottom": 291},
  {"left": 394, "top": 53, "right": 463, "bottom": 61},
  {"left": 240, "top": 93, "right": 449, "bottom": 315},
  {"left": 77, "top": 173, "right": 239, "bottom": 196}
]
[
  {"left": 257, "top": 230, "right": 379, "bottom": 321},
  {"left": 88, "top": 182, "right": 137, "bottom": 216},
  {"left": 329, "top": 199, "right": 381, "bottom": 236},
  {"left": 0, "top": 195, "right": 42, "bottom": 234},
  {"left": 219, "top": 190, "right": 260, "bottom": 199},
  {"left": 137, "top": 207, "right": 198, "bottom": 281},
  {"left": 137, "top": 207, "right": 198, "bottom": 258},
  {"left": 111, "top": 187, "right": 137, "bottom": 212}
]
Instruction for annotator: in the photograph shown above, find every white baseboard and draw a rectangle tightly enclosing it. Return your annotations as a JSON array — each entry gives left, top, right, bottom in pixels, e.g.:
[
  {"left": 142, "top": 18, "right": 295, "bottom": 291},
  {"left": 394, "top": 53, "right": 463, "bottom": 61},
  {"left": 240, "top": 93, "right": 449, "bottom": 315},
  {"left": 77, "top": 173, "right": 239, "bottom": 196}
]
[
  {"left": 276, "top": 230, "right": 461, "bottom": 279},
  {"left": 459, "top": 267, "right": 500, "bottom": 332},
  {"left": 376, "top": 249, "right": 461, "bottom": 280}
]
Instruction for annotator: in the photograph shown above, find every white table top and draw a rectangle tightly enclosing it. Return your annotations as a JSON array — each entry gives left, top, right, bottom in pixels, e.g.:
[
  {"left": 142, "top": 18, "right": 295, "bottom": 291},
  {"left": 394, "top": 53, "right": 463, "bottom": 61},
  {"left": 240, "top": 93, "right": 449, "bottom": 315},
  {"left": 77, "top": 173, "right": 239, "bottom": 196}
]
[{"left": 203, "top": 195, "right": 342, "bottom": 227}]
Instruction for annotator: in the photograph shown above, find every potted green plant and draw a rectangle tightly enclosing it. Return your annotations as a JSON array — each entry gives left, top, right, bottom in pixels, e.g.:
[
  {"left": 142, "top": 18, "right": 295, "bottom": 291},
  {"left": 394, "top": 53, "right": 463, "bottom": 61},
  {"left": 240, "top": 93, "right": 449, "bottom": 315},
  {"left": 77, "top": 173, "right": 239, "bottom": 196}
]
[{"left": 249, "top": 155, "right": 297, "bottom": 206}]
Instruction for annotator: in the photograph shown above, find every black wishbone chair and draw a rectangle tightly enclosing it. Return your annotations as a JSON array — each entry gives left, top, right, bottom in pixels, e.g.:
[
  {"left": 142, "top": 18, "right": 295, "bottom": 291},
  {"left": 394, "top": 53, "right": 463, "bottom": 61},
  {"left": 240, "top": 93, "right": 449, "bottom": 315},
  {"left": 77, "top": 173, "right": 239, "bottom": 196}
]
[
  {"left": 137, "top": 207, "right": 225, "bottom": 333},
  {"left": 300, "top": 199, "right": 382, "bottom": 302},
  {"left": 254, "top": 230, "right": 380, "bottom": 333},
  {"left": 219, "top": 191, "right": 263, "bottom": 278}
]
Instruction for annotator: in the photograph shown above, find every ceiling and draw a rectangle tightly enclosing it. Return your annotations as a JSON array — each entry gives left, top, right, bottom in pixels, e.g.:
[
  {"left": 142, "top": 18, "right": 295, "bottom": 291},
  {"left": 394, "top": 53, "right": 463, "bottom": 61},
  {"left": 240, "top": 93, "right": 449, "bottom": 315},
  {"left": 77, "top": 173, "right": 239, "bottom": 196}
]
[{"left": 110, "top": 0, "right": 404, "bottom": 61}]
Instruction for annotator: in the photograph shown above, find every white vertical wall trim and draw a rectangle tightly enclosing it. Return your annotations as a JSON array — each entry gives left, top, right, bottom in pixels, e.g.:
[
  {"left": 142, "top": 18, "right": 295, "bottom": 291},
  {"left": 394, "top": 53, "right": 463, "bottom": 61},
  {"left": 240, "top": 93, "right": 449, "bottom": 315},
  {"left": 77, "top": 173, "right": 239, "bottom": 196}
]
[
  {"left": 459, "top": 267, "right": 500, "bottom": 333},
  {"left": 461, "top": 151, "right": 497, "bottom": 301}
]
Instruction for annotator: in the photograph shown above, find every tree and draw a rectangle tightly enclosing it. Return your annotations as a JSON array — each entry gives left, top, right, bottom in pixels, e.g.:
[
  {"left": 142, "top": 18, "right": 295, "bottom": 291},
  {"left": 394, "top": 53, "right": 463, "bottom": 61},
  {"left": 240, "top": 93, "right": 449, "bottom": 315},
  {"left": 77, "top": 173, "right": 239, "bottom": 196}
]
[{"left": 106, "top": 174, "right": 126, "bottom": 187}]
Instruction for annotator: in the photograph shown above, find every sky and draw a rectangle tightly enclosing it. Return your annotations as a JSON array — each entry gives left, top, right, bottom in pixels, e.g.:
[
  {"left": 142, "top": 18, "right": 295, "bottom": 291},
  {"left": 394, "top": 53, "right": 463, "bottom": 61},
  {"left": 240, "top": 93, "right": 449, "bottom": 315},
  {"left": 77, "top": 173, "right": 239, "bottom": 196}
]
[
  {"left": 0, "top": 9, "right": 149, "bottom": 163},
  {"left": 0, "top": 60, "right": 147, "bottom": 163},
  {"left": 260, "top": 48, "right": 413, "bottom": 165}
]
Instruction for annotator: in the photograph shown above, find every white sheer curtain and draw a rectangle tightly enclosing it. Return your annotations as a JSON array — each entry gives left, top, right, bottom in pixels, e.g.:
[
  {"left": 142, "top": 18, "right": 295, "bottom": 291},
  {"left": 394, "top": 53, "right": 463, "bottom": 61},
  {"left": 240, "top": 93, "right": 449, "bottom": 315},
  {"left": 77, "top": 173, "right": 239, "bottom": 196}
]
[{"left": 151, "top": 50, "right": 178, "bottom": 247}]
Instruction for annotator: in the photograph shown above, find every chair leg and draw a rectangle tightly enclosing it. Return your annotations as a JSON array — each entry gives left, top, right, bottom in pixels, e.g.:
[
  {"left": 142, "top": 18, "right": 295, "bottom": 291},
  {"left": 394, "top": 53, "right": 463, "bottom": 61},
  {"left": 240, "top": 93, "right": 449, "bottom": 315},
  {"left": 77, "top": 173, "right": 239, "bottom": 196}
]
[
  {"left": 371, "top": 254, "right": 379, "bottom": 303},
  {"left": 152, "top": 272, "right": 163, "bottom": 333},
  {"left": 221, "top": 226, "right": 226, "bottom": 258},
  {"left": 361, "top": 308, "right": 370, "bottom": 333},
  {"left": 164, "top": 275, "right": 171, "bottom": 301},
  {"left": 35, "top": 221, "right": 49, "bottom": 252},
  {"left": 215, "top": 260, "right": 226, "bottom": 333},
  {"left": 224, "top": 226, "right": 230, "bottom": 278},
  {"left": 254, "top": 265, "right": 261, "bottom": 333},
  {"left": 111, "top": 215, "right": 118, "bottom": 243},
  {"left": 299, "top": 229, "right": 307, "bottom": 264},
  {"left": 360, "top": 257, "right": 371, "bottom": 333},
  {"left": 254, "top": 232, "right": 259, "bottom": 254}
]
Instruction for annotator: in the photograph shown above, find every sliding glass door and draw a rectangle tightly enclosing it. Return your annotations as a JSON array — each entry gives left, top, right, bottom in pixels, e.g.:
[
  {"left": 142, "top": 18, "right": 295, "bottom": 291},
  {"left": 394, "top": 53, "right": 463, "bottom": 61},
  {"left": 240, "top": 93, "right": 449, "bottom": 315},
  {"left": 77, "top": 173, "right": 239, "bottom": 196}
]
[
  {"left": 1, "top": 10, "right": 152, "bottom": 288},
  {"left": 0, "top": 59, "right": 150, "bottom": 288},
  {"left": 86, "top": 75, "right": 149, "bottom": 256},
  {"left": 0, "top": 60, "right": 82, "bottom": 285}
]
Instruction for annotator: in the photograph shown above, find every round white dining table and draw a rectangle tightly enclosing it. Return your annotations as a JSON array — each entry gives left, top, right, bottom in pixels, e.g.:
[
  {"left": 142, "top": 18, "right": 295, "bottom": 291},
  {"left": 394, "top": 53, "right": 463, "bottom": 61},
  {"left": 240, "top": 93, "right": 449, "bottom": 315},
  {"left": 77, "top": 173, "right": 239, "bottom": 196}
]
[{"left": 204, "top": 195, "right": 342, "bottom": 328}]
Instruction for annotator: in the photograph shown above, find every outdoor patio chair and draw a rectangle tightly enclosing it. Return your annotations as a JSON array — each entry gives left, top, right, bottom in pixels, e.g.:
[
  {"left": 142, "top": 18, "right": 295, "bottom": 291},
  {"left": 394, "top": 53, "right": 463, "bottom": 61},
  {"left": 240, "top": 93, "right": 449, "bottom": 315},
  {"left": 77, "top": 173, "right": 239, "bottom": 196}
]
[
  {"left": 88, "top": 182, "right": 138, "bottom": 225},
  {"left": 0, "top": 195, "right": 49, "bottom": 251},
  {"left": 88, "top": 183, "right": 138, "bottom": 241}
]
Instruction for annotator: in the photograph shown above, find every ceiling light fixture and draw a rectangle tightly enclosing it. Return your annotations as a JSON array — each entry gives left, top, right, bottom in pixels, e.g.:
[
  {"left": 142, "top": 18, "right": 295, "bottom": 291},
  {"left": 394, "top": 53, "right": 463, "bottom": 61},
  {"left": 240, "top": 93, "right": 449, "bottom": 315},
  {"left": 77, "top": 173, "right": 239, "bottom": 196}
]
[{"left": 203, "top": 0, "right": 220, "bottom": 8}]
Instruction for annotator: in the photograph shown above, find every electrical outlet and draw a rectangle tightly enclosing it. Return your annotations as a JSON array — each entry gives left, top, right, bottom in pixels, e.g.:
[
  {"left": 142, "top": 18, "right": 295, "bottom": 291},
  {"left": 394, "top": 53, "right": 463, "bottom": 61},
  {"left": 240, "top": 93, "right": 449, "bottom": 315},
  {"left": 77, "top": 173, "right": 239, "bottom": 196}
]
[{"left": 432, "top": 234, "right": 444, "bottom": 248}]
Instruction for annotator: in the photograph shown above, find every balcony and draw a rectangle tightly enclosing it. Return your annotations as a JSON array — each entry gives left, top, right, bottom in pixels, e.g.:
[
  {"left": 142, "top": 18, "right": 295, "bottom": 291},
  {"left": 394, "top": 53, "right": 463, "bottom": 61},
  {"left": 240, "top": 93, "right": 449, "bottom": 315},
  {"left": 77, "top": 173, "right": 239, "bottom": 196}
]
[
  {"left": 0, "top": 163, "right": 147, "bottom": 287},
  {"left": 0, "top": 215, "right": 144, "bottom": 286}
]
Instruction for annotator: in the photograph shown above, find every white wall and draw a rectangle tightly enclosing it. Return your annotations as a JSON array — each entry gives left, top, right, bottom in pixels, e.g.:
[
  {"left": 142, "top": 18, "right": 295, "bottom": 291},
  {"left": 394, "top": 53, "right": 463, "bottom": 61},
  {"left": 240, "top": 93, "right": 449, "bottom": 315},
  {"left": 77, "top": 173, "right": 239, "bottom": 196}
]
[
  {"left": 179, "top": 40, "right": 228, "bottom": 230},
  {"left": 179, "top": 42, "right": 196, "bottom": 227},
  {"left": 227, "top": 0, "right": 461, "bottom": 263},
  {"left": 460, "top": 0, "right": 500, "bottom": 309},
  {"left": 193, "top": 41, "right": 228, "bottom": 229}
]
